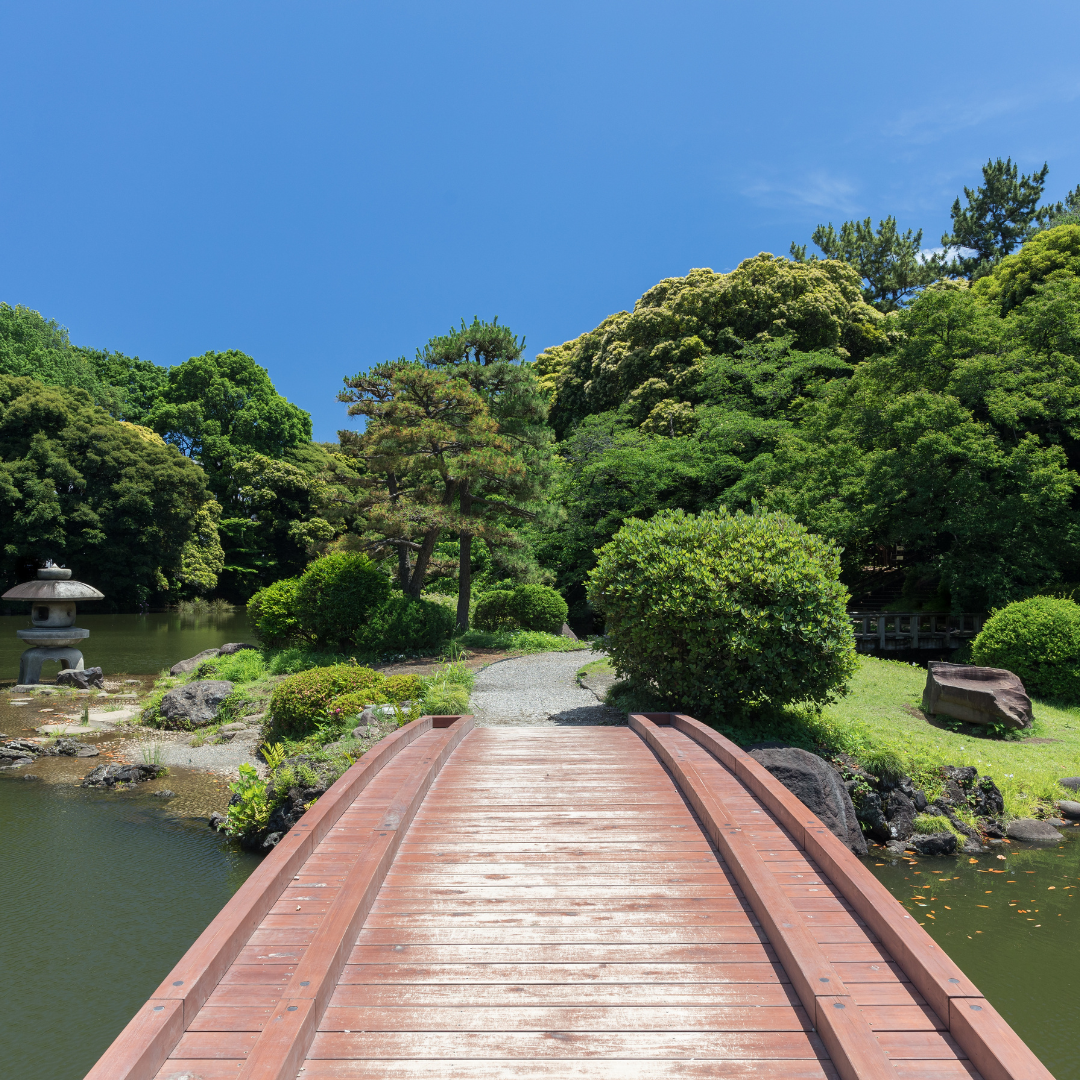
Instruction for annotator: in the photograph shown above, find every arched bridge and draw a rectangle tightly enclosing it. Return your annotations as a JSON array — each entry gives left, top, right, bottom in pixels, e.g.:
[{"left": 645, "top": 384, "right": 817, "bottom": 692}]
[{"left": 87, "top": 714, "right": 1052, "bottom": 1080}]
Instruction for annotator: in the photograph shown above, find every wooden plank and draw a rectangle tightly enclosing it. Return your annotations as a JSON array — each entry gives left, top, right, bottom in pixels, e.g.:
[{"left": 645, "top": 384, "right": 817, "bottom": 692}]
[
  {"left": 318, "top": 1004, "right": 813, "bottom": 1031},
  {"left": 337, "top": 962, "right": 789, "bottom": 984},
  {"left": 345, "top": 943, "right": 779, "bottom": 964},
  {"left": 948, "top": 997, "right": 1055, "bottom": 1080},
  {"left": 306, "top": 1029, "right": 830, "bottom": 1059}
]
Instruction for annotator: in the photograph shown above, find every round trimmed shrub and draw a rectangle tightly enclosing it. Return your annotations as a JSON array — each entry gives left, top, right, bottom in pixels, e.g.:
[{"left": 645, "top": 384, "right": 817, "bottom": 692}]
[
  {"left": 506, "top": 584, "right": 568, "bottom": 633},
  {"left": 270, "top": 664, "right": 386, "bottom": 737},
  {"left": 586, "top": 508, "right": 856, "bottom": 718},
  {"left": 326, "top": 690, "right": 381, "bottom": 724},
  {"left": 473, "top": 589, "right": 515, "bottom": 631},
  {"left": 383, "top": 673, "right": 426, "bottom": 702},
  {"left": 972, "top": 596, "right": 1080, "bottom": 701},
  {"left": 361, "top": 595, "right": 455, "bottom": 653},
  {"left": 294, "top": 553, "right": 391, "bottom": 649},
  {"left": 247, "top": 577, "right": 302, "bottom": 645}
]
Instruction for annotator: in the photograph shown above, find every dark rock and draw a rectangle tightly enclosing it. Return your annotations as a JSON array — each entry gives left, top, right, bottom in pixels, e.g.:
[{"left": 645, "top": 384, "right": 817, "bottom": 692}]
[
  {"left": 208, "top": 811, "right": 227, "bottom": 830},
  {"left": 55, "top": 666, "right": 105, "bottom": 690},
  {"left": 911, "top": 832, "right": 957, "bottom": 857},
  {"left": 1044, "top": 817, "right": 1068, "bottom": 826},
  {"left": 1055, "top": 800, "right": 1080, "bottom": 820},
  {"left": 913, "top": 788, "right": 928, "bottom": 811},
  {"left": 928, "top": 801, "right": 978, "bottom": 838},
  {"left": 219, "top": 642, "right": 259, "bottom": 656},
  {"left": 153, "top": 789, "right": 176, "bottom": 798},
  {"left": 982, "top": 820, "right": 1006, "bottom": 838},
  {"left": 261, "top": 831, "right": 284, "bottom": 850},
  {"left": 1060, "top": 777, "right": 1080, "bottom": 791},
  {"left": 2, "top": 738, "right": 46, "bottom": 756},
  {"left": 81, "top": 762, "right": 166, "bottom": 787},
  {"left": 940, "top": 779, "right": 968, "bottom": 807},
  {"left": 922, "top": 662, "right": 1032, "bottom": 729},
  {"left": 748, "top": 747, "right": 867, "bottom": 855},
  {"left": 1006, "top": 818, "right": 1063, "bottom": 843},
  {"left": 942, "top": 765, "right": 978, "bottom": 787},
  {"left": 22, "top": 774, "right": 41, "bottom": 781},
  {"left": 884, "top": 839, "right": 910, "bottom": 856},
  {"left": 855, "top": 790, "right": 891, "bottom": 844},
  {"left": 962, "top": 836, "right": 989, "bottom": 854},
  {"left": 885, "top": 790, "right": 916, "bottom": 840},
  {"left": 971, "top": 776, "right": 1005, "bottom": 818},
  {"left": 0, "top": 757, "right": 34, "bottom": 769},
  {"left": 54, "top": 738, "right": 98, "bottom": 757},
  {"left": 170, "top": 648, "right": 221, "bottom": 677},
  {"left": 159, "top": 680, "right": 234, "bottom": 728}
]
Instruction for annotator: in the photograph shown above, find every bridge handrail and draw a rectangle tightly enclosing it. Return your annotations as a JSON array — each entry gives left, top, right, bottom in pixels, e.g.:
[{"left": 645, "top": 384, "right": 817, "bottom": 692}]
[
  {"left": 636, "top": 711, "right": 1053, "bottom": 1080},
  {"left": 83, "top": 713, "right": 474, "bottom": 1080}
]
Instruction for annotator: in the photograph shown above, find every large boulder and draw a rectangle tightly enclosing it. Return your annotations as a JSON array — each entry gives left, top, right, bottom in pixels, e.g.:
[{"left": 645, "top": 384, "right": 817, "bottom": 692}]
[
  {"left": 922, "top": 662, "right": 1032, "bottom": 729},
  {"left": 1006, "top": 818, "right": 1063, "bottom": 843},
  {"left": 1055, "top": 800, "right": 1080, "bottom": 820},
  {"left": 219, "top": 642, "right": 259, "bottom": 656},
  {"left": 748, "top": 747, "right": 867, "bottom": 855},
  {"left": 170, "top": 648, "right": 221, "bottom": 676},
  {"left": 159, "top": 680, "right": 234, "bottom": 728}
]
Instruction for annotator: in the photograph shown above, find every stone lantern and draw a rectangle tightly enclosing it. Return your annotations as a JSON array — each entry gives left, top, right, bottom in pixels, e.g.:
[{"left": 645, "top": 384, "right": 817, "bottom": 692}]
[{"left": 1, "top": 565, "right": 104, "bottom": 685}]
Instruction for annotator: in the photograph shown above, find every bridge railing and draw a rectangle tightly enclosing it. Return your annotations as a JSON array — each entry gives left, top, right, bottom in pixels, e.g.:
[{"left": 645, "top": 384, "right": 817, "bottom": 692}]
[{"left": 849, "top": 611, "right": 984, "bottom": 652}]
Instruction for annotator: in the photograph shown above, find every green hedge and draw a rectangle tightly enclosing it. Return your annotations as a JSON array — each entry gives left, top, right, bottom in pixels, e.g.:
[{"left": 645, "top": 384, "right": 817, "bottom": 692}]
[
  {"left": 586, "top": 508, "right": 856, "bottom": 719},
  {"left": 294, "top": 553, "right": 390, "bottom": 649},
  {"left": 247, "top": 577, "right": 302, "bottom": 646},
  {"left": 972, "top": 595, "right": 1080, "bottom": 702},
  {"left": 361, "top": 595, "right": 455, "bottom": 652},
  {"left": 270, "top": 664, "right": 386, "bottom": 738},
  {"left": 474, "top": 585, "right": 567, "bottom": 633}
]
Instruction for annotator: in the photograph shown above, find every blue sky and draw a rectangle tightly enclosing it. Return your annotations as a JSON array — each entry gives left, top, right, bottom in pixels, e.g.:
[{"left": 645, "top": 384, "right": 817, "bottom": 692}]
[{"left": 3, "top": 0, "right": 1080, "bottom": 440}]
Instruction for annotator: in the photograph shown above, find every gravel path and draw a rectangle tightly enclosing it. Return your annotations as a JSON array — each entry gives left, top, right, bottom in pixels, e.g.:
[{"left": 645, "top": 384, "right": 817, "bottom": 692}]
[
  {"left": 470, "top": 652, "right": 624, "bottom": 727},
  {"left": 116, "top": 729, "right": 263, "bottom": 775}
]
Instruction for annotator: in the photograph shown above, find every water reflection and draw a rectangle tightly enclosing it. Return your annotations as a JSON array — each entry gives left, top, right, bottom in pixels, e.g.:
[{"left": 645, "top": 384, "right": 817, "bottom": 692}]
[{"left": 0, "top": 611, "right": 253, "bottom": 679}]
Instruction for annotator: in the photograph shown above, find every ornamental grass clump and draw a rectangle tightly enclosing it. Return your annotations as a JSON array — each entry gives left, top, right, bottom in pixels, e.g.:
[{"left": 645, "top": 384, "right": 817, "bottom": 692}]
[
  {"left": 587, "top": 508, "right": 856, "bottom": 721},
  {"left": 972, "top": 596, "right": 1080, "bottom": 703}
]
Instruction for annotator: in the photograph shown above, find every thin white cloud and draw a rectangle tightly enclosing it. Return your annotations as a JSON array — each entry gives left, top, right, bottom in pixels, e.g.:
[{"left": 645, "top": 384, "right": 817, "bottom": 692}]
[{"left": 742, "top": 170, "right": 861, "bottom": 215}]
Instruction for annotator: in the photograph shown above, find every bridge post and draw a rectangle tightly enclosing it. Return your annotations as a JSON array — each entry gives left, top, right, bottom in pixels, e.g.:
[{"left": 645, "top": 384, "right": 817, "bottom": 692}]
[{"left": 878, "top": 615, "right": 886, "bottom": 650}]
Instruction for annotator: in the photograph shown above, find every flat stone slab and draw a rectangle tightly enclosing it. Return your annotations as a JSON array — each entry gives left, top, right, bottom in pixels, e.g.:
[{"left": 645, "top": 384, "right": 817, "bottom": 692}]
[{"left": 922, "top": 661, "right": 1032, "bottom": 729}]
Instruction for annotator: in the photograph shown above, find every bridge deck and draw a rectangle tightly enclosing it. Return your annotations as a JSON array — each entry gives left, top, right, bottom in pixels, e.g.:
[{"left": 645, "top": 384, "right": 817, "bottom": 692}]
[{"left": 87, "top": 714, "right": 1053, "bottom": 1080}]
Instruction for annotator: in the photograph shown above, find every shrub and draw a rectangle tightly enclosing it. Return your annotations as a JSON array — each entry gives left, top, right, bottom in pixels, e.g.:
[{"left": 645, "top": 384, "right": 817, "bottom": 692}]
[
  {"left": 473, "top": 589, "right": 515, "bottom": 631},
  {"left": 247, "top": 577, "right": 302, "bottom": 645},
  {"left": 325, "top": 690, "right": 378, "bottom": 724},
  {"left": 474, "top": 585, "right": 568, "bottom": 633},
  {"left": 294, "top": 553, "right": 391, "bottom": 649},
  {"left": 383, "top": 673, "right": 426, "bottom": 702},
  {"left": 506, "top": 584, "right": 568, "bottom": 633},
  {"left": 362, "top": 595, "right": 456, "bottom": 653},
  {"left": 270, "top": 664, "right": 386, "bottom": 737},
  {"left": 972, "top": 596, "right": 1080, "bottom": 702},
  {"left": 912, "top": 813, "right": 954, "bottom": 835},
  {"left": 586, "top": 508, "right": 857, "bottom": 720}
]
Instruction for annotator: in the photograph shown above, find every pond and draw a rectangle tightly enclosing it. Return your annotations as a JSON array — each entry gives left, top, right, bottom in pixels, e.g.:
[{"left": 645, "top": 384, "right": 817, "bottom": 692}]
[
  {"left": 0, "top": 610, "right": 254, "bottom": 680},
  {"left": 870, "top": 829, "right": 1080, "bottom": 1079}
]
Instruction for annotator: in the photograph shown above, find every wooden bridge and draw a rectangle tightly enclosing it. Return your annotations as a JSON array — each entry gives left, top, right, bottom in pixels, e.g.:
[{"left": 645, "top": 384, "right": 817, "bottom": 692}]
[{"left": 87, "top": 714, "right": 1052, "bottom": 1080}]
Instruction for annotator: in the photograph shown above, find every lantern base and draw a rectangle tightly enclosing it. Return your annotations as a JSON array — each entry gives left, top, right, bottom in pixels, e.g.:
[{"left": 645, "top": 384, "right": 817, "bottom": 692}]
[{"left": 18, "top": 647, "right": 85, "bottom": 685}]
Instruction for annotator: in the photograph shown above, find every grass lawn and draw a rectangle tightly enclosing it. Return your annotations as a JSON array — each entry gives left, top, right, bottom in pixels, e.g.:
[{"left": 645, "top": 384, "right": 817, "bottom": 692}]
[{"left": 808, "top": 657, "right": 1080, "bottom": 818}]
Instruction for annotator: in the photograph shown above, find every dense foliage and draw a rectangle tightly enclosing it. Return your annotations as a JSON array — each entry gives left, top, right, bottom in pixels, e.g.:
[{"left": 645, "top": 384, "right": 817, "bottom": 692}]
[
  {"left": 587, "top": 509, "right": 857, "bottom": 718},
  {"left": 0, "top": 376, "right": 222, "bottom": 606},
  {"left": 359, "top": 594, "right": 456, "bottom": 653},
  {"left": 972, "top": 596, "right": 1080, "bottom": 702},
  {"left": 473, "top": 583, "right": 567, "bottom": 633},
  {"left": 293, "top": 553, "right": 390, "bottom": 649}
]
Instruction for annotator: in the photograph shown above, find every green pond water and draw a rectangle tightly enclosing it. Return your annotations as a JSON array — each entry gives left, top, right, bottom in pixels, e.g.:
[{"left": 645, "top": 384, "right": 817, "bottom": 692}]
[
  {"left": 869, "top": 830, "right": 1080, "bottom": 1079},
  {"left": 0, "top": 610, "right": 254, "bottom": 681}
]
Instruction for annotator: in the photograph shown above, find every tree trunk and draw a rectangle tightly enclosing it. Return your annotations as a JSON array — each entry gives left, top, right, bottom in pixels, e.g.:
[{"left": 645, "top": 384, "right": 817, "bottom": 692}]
[
  {"left": 406, "top": 529, "right": 439, "bottom": 599},
  {"left": 387, "top": 471, "right": 411, "bottom": 591},
  {"left": 457, "top": 531, "right": 471, "bottom": 633},
  {"left": 456, "top": 487, "right": 473, "bottom": 632}
]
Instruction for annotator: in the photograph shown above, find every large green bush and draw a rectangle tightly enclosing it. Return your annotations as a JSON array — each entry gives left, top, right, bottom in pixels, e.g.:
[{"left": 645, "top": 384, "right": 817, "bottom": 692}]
[
  {"left": 269, "top": 664, "right": 386, "bottom": 737},
  {"left": 294, "top": 553, "right": 391, "bottom": 648},
  {"left": 473, "top": 589, "right": 515, "bottom": 631},
  {"left": 507, "top": 584, "right": 568, "bottom": 633},
  {"left": 972, "top": 596, "right": 1080, "bottom": 702},
  {"left": 586, "top": 508, "right": 857, "bottom": 719},
  {"left": 247, "top": 577, "right": 302, "bottom": 645},
  {"left": 474, "top": 585, "right": 567, "bottom": 633},
  {"left": 361, "top": 595, "right": 455, "bottom": 652}
]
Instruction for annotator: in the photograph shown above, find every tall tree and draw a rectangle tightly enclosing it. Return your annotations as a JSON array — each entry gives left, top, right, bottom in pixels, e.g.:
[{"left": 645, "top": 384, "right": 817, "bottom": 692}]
[
  {"left": 416, "top": 318, "right": 555, "bottom": 629},
  {"left": 941, "top": 157, "right": 1051, "bottom": 279},
  {"left": 790, "top": 216, "right": 942, "bottom": 311}
]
